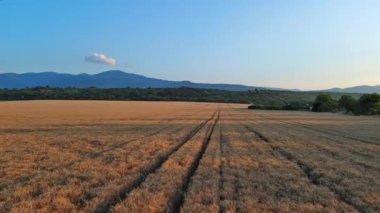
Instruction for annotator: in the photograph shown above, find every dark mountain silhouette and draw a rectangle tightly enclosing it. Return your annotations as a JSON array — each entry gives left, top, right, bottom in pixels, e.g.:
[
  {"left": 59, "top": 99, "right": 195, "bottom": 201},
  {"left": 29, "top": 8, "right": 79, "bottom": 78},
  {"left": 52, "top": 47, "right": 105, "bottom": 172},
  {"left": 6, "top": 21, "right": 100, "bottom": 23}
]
[
  {"left": 325, "top": 85, "right": 380, "bottom": 94},
  {"left": 2, "top": 70, "right": 378, "bottom": 93},
  {"left": 0, "top": 70, "right": 269, "bottom": 91}
]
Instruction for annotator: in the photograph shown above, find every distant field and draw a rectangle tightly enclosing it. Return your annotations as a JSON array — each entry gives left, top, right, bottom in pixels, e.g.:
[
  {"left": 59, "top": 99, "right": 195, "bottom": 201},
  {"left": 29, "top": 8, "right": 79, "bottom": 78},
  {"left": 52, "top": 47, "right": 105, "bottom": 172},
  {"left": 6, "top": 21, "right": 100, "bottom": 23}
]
[{"left": 0, "top": 101, "right": 379, "bottom": 212}]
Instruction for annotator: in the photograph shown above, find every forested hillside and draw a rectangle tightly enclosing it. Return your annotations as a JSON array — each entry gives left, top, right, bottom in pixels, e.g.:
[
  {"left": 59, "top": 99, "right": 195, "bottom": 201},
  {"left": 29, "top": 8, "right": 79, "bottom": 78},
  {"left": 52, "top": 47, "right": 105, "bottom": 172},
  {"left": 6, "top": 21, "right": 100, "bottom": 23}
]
[{"left": 0, "top": 87, "right": 361, "bottom": 106}]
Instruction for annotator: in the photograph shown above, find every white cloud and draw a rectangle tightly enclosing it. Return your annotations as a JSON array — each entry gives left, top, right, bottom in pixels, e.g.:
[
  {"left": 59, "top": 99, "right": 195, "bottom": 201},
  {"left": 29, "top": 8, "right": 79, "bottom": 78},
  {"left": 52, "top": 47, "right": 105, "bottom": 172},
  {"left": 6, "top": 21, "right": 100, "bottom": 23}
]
[{"left": 85, "top": 53, "right": 116, "bottom": 66}]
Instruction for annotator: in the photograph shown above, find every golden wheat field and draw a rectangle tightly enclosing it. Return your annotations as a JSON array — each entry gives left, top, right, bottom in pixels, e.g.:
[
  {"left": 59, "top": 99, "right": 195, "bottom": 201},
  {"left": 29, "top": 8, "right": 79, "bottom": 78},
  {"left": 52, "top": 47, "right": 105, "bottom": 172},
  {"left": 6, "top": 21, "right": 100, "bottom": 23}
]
[{"left": 0, "top": 101, "right": 379, "bottom": 212}]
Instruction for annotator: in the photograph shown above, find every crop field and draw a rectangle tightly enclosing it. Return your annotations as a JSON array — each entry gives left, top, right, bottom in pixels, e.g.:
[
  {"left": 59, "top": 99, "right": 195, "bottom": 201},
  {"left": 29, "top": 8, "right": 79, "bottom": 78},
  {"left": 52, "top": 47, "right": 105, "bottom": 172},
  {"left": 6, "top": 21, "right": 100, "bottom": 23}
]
[{"left": 0, "top": 101, "right": 379, "bottom": 212}]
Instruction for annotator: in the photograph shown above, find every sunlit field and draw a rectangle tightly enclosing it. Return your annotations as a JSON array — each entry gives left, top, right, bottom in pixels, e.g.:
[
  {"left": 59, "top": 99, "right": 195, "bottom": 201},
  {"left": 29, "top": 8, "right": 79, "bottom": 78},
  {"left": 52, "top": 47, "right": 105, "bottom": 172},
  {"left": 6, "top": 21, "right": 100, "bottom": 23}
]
[{"left": 0, "top": 101, "right": 379, "bottom": 212}]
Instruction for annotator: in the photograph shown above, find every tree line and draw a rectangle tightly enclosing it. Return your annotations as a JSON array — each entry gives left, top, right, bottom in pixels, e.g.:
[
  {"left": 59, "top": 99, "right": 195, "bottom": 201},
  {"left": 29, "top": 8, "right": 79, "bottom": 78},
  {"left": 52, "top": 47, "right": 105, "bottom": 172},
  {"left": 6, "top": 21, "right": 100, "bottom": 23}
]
[
  {"left": 0, "top": 87, "right": 249, "bottom": 103},
  {"left": 2, "top": 87, "right": 375, "bottom": 115},
  {"left": 312, "top": 93, "right": 380, "bottom": 115},
  {"left": 0, "top": 86, "right": 345, "bottom": 105}
]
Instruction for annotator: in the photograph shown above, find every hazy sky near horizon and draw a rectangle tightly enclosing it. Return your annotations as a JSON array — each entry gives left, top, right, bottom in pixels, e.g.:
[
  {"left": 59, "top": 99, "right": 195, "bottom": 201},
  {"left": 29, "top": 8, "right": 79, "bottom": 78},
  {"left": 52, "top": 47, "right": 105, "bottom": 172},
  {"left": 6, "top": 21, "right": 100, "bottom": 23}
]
[{"left": 1, "top": 0, "right": 379, "bottom": 90}]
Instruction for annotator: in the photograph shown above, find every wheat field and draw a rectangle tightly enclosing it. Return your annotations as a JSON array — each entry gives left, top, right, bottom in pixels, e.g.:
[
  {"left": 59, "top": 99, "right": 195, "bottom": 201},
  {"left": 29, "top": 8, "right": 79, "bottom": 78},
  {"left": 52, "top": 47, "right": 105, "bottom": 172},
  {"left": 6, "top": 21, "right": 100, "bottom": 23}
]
[{"left": 0, "top": 101, "right": 379, "bottom": 212}]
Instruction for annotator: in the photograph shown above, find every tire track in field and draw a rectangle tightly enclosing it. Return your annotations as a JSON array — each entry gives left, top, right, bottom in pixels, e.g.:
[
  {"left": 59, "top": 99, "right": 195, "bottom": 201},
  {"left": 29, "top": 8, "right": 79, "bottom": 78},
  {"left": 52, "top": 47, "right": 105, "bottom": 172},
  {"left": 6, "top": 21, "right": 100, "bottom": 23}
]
[
  {"left": 94, "top": 111, "right": 219, "bottom": 213},
  {"left": 179, "top": 110, "right": 223, "bottom": 213},
  {"left": 257, "top": 113, "right": 379, "bottom": 146},
  {"left": 218, "top": 108, "right": 247, "bottom": 213},
  {"left": 294, "top": 121, "right": 379, "bottom": 145},
  {"left": 170, "top": 111, "right": 220, "bottom": 213},
  {"left": 244, "top": 118, "right": 380, "bottom": 173},
  {"left": 218, "top": 111, "right": 227, "bottom": 213},
  {"left": 241, "top": 111, "right": 380, "bottom": 168},
  {"left": 11, "top": 111, "right": 204, "bottom": 190},
  {"left": 12, "top": 120, "right": 180, "bottom": 186},
  {"left": 285, "top": 118, "right": 380, "bottom": 145},
  {"left": 243, "top": 124, "right": 376, "bottom": 213},
  {"left": 3, "top": 110, "right": 215, "bottom": 212},
  {"left": 224, "top": 108, "right": 378, "bottom": 211},
  {"left": 87, "top": 108, "right": 208, "bottom": 159}
]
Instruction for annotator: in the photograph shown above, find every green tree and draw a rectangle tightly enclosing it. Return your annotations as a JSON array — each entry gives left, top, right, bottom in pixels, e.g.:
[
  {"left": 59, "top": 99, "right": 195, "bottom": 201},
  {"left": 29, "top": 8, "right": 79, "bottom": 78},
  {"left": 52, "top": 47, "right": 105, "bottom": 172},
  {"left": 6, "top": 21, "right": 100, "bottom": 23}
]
[
  {"left": 358, "top": 93, "right": 380, "bottom": 115},
  {"left": 282, "top": 102, "right": 309, "bottom": 111},
  {"left": 372, "top": 102, "right": 380, "bottom": 115},
  {"left": 338, "top": 95, "right": 358, "bottom": 114},
  {"left": 312, "top": 94, "right": 338, "bottom": 112}
]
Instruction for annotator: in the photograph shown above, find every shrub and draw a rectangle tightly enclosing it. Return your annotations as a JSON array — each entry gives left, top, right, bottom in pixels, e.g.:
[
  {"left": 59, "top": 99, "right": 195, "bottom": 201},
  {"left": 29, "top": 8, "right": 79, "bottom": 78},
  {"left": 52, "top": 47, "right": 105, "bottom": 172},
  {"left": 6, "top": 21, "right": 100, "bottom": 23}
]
[
  {"left": 248, "top": 102, "right": 310, "bottom": 111},
  {"left": 312, "top": 94, "right": 338, "bottom": 112},
  {"left": 282, "top": 102, "right": 310, "bottom": 111},
  {"left": 371, "top": 102, "right": 380, "bottom": 115},
  {"left": 338, "top": 95, "right": 359, "bottom": 114},
  {"left": 248, "top": 104, "right": 282, "bottom": 110},
  {"left": 358, "top": 93, "right": 380, "bottom": 115}
]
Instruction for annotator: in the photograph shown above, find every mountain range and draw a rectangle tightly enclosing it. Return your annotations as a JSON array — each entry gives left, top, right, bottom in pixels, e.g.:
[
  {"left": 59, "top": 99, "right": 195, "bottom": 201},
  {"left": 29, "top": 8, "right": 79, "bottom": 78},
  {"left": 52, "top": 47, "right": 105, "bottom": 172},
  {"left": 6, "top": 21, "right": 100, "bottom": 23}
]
[
  {"left": 0, "top": 70, "right": 269, "bottom": 91},
  {"left": 324, "top": 85, "right": 380, "bottom": 94},
  {"left": 0, "top": 70, "right": 379, "bottom": 93}
]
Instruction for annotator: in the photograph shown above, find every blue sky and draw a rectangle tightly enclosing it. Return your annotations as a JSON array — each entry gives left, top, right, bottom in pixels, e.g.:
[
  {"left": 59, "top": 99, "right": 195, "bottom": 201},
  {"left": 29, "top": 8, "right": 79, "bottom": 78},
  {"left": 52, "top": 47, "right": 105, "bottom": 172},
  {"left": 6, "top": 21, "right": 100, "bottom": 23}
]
[{"left": 0, "top": 0, "right": 379, "bottom": 89}]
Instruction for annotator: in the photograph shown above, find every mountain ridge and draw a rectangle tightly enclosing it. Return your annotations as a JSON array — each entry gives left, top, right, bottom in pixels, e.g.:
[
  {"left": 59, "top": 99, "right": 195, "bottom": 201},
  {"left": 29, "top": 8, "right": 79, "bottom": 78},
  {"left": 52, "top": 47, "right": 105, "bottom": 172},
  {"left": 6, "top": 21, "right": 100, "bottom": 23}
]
[
  {"left": 324, "top": 85, "right": 380, "bottom": 94},
  {"left": 1, "top": 70, "right": 379, "bottom": 93},
  {"left": 0, "top": 70, "right": 269, "bottom": 91}
]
